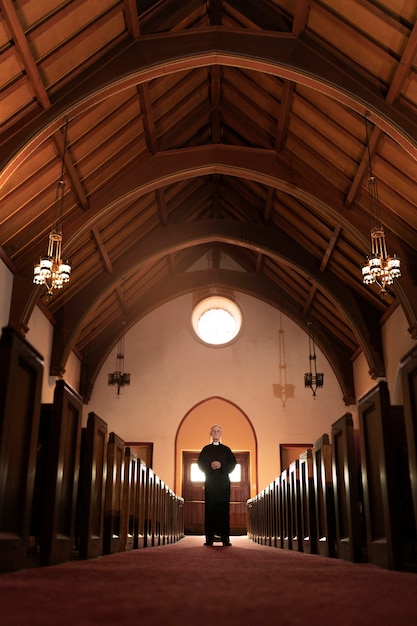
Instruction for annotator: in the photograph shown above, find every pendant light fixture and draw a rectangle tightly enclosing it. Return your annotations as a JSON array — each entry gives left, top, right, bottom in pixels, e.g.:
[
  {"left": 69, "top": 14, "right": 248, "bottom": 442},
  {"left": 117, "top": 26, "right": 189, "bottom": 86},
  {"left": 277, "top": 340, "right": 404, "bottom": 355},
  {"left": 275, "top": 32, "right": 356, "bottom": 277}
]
[
  {"left": 304, "top": 321, "right": 324, "bottom": 399},
  {"left": 107, "top": 321, "right": 131, "bottom": 396},
  {"left": 360, "top": 112, "right": 401, "bottom": 296},
  {"left": 33, "top": 118, "right": 71, "bottom": 296}
]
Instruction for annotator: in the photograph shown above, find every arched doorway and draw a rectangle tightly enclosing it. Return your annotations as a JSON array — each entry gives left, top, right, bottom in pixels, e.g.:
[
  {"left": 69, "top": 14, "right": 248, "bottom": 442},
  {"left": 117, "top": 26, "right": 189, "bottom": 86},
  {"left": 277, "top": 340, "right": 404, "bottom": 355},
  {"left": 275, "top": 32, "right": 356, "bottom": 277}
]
[{"left": 175, "top": 397, "right": 257, "bottom": 535}]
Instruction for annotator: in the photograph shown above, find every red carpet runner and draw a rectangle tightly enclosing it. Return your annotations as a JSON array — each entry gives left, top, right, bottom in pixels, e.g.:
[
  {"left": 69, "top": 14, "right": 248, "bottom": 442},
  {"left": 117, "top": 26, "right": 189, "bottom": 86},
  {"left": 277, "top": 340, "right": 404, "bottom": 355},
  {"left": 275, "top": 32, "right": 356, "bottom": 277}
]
[{"left": 0, "top": 536, "right": 416, "bottom": 625}]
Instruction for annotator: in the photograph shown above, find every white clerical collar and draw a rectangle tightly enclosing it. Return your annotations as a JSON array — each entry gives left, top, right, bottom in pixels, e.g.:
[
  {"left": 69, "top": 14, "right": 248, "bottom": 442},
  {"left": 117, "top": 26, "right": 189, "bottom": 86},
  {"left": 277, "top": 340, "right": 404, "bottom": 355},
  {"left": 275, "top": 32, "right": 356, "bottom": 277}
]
[{"left": 212, "top": 441, "right": 220, "bottom": 445}]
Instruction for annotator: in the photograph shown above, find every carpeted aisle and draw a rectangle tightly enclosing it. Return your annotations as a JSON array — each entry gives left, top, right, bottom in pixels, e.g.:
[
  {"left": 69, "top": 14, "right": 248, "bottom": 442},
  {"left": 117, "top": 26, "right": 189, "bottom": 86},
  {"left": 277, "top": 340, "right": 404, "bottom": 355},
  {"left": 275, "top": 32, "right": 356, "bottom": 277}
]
[{"left": 0, "top": 536, "right": 416, "bottom": 626}]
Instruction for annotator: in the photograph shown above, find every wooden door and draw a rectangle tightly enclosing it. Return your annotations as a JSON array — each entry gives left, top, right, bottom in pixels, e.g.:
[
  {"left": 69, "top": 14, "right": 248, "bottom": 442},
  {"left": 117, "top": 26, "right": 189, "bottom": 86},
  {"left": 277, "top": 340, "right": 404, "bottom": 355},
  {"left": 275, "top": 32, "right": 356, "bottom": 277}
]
[{"left": 182, "top": 451, "right": 249, "bottom": 535}]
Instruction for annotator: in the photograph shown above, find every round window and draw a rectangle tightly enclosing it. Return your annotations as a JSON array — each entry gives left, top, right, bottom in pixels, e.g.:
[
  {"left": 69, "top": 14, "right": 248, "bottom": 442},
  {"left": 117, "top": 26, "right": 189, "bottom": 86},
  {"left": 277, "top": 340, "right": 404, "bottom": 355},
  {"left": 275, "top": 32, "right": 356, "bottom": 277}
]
[{"left": 191, "top": 296, "right": 242, "bottom": 346}]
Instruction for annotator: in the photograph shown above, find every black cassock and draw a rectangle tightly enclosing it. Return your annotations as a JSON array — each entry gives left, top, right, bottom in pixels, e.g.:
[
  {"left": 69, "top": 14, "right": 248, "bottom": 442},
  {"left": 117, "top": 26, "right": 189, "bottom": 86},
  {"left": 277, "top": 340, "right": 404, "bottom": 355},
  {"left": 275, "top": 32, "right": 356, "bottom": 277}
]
[{"left": 198, "top": 443, "right": 237, "bottom": 543}]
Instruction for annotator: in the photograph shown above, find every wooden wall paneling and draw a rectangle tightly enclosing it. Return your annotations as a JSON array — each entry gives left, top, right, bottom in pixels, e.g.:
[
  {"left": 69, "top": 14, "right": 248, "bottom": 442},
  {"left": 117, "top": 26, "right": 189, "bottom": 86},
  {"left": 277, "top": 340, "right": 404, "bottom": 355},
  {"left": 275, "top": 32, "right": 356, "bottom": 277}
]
[
  {"left": 313, "top": 434, "right": 336, "bottom": 558},
  {"left": 299, "top": 449, "right": 317, "bottom": 554},
  {"left": 358, "top": 381, "right": 416, "bottom": 570},
  {"left": 78, "top": 412, "right": 108, "bottom": 560},
  {"left": 331, "top": 413, "right": 363, "bottom": 562},
  {"left": 289, "top": 459, "right": 303, "bottom": 552},
  {"left": 400, "top": 350, "right": 417, "bottom": 545},
  {"left": 0, "top": 327, "right": 44, "bottom": 573},
  {"left": 103, "top": 432, "right": 125, "bottom": 555},
  {"left": 39, "top": 380, "right": 83, "bottom": 566}
]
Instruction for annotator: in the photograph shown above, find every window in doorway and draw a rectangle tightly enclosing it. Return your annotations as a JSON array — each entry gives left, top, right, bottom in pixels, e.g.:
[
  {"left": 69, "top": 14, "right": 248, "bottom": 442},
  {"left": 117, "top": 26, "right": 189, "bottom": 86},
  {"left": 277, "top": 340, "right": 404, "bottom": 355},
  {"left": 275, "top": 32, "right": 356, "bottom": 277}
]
[{"left": 190, "top": 462, "right": 241, "bottom": 482}]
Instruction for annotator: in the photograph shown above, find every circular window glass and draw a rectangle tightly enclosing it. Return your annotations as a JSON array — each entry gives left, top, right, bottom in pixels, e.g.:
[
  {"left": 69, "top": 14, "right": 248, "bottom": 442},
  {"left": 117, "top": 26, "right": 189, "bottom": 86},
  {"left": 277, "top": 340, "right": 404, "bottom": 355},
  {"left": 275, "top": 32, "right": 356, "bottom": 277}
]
[{"left": 191, "top": 296, "right": 242, "bottom": 346}]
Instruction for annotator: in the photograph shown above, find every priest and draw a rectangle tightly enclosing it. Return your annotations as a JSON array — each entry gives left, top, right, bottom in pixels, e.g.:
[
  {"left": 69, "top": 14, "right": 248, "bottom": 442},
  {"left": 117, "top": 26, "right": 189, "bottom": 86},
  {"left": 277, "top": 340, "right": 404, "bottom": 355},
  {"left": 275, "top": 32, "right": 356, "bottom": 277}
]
[{"left": 198, "top": 424, "right": 237, "bottom": 547}]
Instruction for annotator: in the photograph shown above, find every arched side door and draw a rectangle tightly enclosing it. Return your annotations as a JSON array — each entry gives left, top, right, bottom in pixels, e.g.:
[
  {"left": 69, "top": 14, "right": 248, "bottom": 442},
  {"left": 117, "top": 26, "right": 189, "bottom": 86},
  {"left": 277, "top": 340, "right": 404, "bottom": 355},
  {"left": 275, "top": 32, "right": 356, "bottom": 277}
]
[{"left": 182, "top": 451, "right": 250, "bottom": 535}]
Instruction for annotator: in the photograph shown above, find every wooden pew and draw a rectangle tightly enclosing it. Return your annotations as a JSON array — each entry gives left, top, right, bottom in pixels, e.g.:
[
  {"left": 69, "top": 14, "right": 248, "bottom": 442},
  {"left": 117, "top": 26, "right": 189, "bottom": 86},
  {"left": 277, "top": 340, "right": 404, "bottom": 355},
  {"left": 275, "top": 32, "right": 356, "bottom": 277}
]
[
  {"left": 262, "top": 485, "right": 271, "bottom": 546},
  {"left": 299, "top": 449, "right": 317, "bottom": 554},
  {"left": 78, "top": 412, "right": 108, "bottom": 560},
  {"left": 160, "top": 481, "right": 169, "bottom": 545},
  {"left": 331, "top": 413, "right": 363, "bottom": 562},
  {"left": 134, "top": 459, "right": 148, "bottom": 549},
  {"left": 38, "top": 380, "right": 83, "bottom": 566},
  {"left": 313, "top": 434, "right": 336, "bottom": 557},
  {"left": 400, "top": 349, "right": 417, "bottom": 548},
  {"left": 274, "top": 475, "right": 284, "bottom": 549},
  {"left": 173, "top": 492, "right": 184, "bottom": 543},
  {"left": 266, "top": 481, "right": 277, "bottom": 547},
  {"left": 120, "top": 446, "right": 138, "bottom": 551},
  {"left": 144, "top": 466, "right": 155, "bottom": 547},
  {"left": 246, "top": 495, "right": 256, "bottom": 542},
  {"left": 103, "top": 432, "right": 125, "bottom": 554},
  {"left": 358, "top": 381, "right": 416, "bottom": 570},
  {"left": 289, "top": 460, "right": 303, "bottom": 552},
  {"left": 152, "top": 474, "right": 162, "bottom": 546},
  {"left": 281, "top": 469, "right": 291, "bottom": 550},
  {"left": 0, "top": 327, "right": 43, "bottom": 573}
]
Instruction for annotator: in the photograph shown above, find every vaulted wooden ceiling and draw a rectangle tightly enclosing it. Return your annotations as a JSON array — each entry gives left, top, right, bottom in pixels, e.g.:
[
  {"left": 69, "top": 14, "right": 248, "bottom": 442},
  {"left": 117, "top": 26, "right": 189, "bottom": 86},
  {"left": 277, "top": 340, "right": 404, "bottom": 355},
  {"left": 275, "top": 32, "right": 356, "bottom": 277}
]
[{"left": 1, "top": 0, "right": 417, "bottom": 404}]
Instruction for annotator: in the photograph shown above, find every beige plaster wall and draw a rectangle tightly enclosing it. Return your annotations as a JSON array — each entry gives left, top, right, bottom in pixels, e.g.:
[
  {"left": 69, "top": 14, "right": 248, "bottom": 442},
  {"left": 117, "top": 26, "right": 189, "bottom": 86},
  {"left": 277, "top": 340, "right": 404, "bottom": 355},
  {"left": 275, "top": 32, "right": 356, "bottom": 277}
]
[{"left": 88, "top": 292, "right": 350, "bottom": 491}]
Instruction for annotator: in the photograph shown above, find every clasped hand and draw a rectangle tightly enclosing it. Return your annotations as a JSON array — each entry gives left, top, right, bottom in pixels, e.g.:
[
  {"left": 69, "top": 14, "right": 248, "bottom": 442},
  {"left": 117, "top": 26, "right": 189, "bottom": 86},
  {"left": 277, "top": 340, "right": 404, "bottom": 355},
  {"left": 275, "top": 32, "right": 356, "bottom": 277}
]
[{"left": 211, "top": 460, "right": 221, "bottom": 470}]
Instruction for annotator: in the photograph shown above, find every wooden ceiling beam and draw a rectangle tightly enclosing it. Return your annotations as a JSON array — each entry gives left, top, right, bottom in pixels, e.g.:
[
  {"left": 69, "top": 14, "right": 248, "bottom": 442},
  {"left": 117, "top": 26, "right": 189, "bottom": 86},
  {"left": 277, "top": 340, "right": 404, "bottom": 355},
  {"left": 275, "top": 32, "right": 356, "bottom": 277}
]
[
  {"left": 208, "top": 0, "right": 223, "bottom": 26},
  {"left": 345, "top": 17, "right": 417, "bottom": 208},
  {"left": 0, "top": 0, "right": 49, "bottom": 109},
  {"left": 275, "top": 81, "right": 295, "bottom": 152},
  {"left": 4, "top": 28, "right": 417, "bottom": 181},
  {"left": 320, "top": 225, "right": 342, "bottom": 272},
  {"left": 123, "top": 0, "right": 140, "bottom": 39},
  {"left": 138, "top": 84, "right": 158, "bottom": 154},
  {"left": 91, "top": 226, "right": 113, "bottom": 274}
]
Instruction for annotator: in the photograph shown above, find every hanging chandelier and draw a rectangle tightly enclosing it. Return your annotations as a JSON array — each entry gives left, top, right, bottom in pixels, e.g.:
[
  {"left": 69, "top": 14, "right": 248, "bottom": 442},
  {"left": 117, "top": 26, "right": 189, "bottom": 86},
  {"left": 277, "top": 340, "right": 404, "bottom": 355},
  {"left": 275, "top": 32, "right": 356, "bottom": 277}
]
[
  {"left": 304, "top": 321, "right": 324, "bottom": 399},
  {"left": 33, "top": 118, "right": 71, "bottom": 296},
  {"left": 360, "top": 113, "right": 400, "bottom": 297},
  {"left": 108, "top": 322, "right": 131, "bottom": 396}
]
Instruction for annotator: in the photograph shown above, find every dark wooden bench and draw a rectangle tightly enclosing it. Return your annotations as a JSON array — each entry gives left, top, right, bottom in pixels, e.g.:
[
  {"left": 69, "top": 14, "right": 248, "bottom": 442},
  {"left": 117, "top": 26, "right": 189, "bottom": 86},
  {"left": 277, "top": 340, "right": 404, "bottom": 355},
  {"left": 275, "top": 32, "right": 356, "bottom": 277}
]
[
  {"left": 331, "top": 412, "right": 363, "bottom": 562},
  {"left": 289, "top": 460, "right": 303, "bottom": 551},
  {"left": 313, "top": 434, "right": 336, "bottom": 557},
  {"left": 299, "top": 448, "right": 317, "bottom": 554},
  {"left": 134, "top": 458, "right": 148, "bottom": 548},
  {"left": 121, "top": 446, "right": 138, "bottom": 551},
  {"left": 358, "top": 381, "right": 416, "bottom": 570},
  {"left": 400, "top": 349, "right": 417, "bottom": 553},
  {"left": 38, "top": 380, "right": 83, "bottom": 566},
  {"left": 281, "top": 469, "right": 291, "bottom": 550},
  {"left": 78, "top": 412, "right": 108, "bottom": 560},
  {"left": 103, "top": 432, "right": 125, "bottom": 554},
  {"left": 0, "top": 327, "right": 43, "bottom": 573}
]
